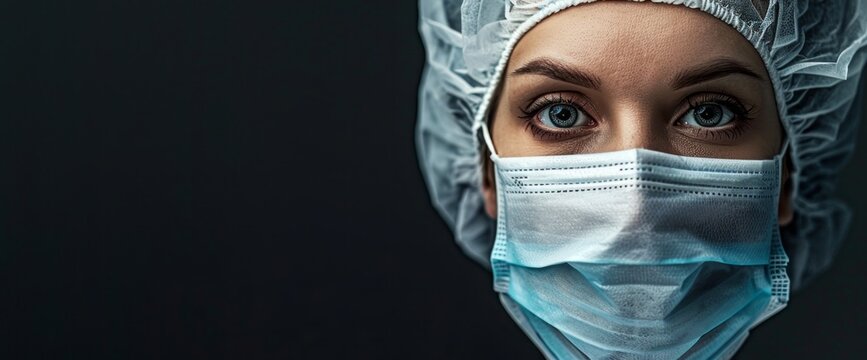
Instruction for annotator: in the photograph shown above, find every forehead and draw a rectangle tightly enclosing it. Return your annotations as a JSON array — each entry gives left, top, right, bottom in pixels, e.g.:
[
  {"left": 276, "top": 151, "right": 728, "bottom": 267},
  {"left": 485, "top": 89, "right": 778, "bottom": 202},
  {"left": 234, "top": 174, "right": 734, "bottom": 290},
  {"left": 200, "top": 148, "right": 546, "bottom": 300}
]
[{"left": 508, "top": 2, "right": 764, "bottom": 86}]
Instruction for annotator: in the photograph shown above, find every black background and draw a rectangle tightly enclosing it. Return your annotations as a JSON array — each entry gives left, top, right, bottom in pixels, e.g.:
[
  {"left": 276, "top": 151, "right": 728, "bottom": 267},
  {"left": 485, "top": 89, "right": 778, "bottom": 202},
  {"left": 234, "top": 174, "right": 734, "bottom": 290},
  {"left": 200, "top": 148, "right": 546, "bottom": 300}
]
[{"left": 2, "top": 1, "right": 865, "bottom": 359}]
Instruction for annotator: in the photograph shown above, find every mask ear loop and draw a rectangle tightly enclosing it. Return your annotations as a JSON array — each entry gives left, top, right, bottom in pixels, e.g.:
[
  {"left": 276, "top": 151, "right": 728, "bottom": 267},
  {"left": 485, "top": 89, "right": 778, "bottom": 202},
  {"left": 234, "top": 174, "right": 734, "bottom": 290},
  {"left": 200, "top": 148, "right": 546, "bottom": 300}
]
[
  {"left": 777, "top": 137, "right": 790, "bottom": 197},
  {"left": 475, "top": 119, "right": 499, "bottom": 160}
]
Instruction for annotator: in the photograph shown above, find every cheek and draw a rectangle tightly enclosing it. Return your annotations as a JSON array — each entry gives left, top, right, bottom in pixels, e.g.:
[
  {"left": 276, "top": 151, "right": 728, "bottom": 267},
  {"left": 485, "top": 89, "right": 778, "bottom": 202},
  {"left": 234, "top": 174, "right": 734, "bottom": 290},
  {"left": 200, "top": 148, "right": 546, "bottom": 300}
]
[
  {"left": 765, "top": 97, "right": 785, "bottom": 152},
  {"left": 491, "top": 102, "right": 533, "bottom": 156},
  {"left": 491, "top": 119, "right": 563, "bottom": 157},
  {"left": 739, "top": 97, "right": 784, "bottom": 158},
  {"left": 759, "top": 115, "right": 784, "bottom": 155}
]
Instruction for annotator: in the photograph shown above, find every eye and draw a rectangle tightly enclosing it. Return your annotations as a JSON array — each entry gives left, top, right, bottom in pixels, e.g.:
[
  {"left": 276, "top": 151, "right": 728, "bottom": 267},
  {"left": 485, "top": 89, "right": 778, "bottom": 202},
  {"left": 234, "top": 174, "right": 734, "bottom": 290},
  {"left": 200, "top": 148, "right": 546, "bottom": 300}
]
[
  {"left": 679, "top": 102, "right": 735, "bottom": 128},
  {"left": 539, "top": 103, "right": 590, "bottom": 128}
]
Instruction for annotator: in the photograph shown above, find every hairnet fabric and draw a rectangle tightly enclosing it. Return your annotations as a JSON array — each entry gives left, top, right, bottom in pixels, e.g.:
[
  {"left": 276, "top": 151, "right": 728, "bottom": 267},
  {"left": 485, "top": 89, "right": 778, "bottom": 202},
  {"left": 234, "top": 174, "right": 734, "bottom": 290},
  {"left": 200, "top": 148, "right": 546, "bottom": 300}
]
[{"left": 416, "top": 0, "right": 867, "bottom": 288}]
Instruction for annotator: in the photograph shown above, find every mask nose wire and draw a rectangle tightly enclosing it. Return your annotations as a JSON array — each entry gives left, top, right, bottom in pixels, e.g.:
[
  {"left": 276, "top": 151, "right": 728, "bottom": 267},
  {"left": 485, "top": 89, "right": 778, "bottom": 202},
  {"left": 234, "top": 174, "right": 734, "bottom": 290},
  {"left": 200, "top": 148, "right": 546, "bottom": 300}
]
[{"left": 476, "top": 119, "right": 499, "bottom": 158}]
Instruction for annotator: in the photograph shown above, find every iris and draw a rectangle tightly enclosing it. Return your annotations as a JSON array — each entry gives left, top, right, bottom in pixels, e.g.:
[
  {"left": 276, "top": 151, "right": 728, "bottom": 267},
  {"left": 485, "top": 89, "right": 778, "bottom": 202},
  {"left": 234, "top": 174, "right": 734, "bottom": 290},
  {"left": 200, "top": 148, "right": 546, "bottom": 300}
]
[{"left": 548, "top": 104, "right": 578, "bottom": 128}]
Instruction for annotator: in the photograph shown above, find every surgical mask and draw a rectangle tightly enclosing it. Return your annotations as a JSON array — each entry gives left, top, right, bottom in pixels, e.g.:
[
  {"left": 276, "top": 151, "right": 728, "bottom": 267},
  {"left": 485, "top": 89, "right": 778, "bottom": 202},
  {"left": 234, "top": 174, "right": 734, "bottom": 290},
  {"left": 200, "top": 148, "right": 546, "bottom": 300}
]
[{"left": 482, "top": 127, "right": 790, "bottom": 359}]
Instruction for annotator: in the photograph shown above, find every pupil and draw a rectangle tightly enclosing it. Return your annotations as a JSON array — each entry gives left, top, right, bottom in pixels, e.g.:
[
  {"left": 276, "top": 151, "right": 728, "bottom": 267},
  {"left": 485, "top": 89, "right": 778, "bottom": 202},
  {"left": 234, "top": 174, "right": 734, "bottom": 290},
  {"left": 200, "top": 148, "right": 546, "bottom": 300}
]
[
  {"left": 549, "top": 105, "right": 577, "bottom": 128},
  {"left": 694, "top": 104, "right": 722, "bottom": 127}
]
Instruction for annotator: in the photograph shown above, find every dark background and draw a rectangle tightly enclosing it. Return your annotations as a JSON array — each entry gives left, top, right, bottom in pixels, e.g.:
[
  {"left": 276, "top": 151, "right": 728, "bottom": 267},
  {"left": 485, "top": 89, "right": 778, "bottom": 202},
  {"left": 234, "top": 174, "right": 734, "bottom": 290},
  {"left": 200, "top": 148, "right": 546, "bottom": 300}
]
[{"left": 2, "top": 1, "right": 865, "bottom": 359}]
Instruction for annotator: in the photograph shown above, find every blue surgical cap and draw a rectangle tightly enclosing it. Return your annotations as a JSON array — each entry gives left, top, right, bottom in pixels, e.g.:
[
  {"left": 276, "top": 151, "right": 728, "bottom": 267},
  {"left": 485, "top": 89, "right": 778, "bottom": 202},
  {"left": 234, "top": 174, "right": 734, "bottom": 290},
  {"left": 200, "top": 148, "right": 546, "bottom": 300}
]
[{"left": 416, "top": 0, "right": 867, "bottom": 290}]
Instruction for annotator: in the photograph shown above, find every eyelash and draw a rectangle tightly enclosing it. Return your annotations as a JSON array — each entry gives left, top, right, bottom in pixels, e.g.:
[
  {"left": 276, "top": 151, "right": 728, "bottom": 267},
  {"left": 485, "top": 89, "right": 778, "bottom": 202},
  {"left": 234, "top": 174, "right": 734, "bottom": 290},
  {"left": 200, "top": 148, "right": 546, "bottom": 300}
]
[
  {"left": 518, "top": 94, "right": 596, "bottom": 140},
  {"left": 517, "top": 92, "right": 757, "bottom": 141},
  {"left": 679, "top": 93, "right": 757, "bottom": 141}
]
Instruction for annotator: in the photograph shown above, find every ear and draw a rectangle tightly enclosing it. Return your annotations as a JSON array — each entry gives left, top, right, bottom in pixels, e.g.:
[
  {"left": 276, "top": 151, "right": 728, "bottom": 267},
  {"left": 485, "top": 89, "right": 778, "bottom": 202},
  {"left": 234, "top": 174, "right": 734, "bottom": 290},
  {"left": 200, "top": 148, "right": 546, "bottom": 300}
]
[
  {"left": 778, "top": 154, "right": 794, "bottom": 226},
  {"left": 482, "top": 153, "right": 498, "bottom": 219}
]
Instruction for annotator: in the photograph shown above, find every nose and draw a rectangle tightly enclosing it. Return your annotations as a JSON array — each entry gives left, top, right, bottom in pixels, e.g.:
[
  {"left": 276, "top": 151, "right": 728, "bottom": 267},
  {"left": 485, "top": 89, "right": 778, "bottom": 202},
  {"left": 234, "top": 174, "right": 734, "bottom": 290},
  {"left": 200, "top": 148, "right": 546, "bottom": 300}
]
[{"left": 599, "top": 108, "right": 674, "bottom": 154}]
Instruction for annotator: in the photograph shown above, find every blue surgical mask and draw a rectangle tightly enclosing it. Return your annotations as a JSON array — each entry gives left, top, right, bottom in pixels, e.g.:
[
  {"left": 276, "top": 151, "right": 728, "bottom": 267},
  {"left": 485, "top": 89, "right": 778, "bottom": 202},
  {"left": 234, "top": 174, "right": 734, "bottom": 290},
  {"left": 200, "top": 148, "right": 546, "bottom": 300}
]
[{"left": 487, "top": 146, "right": 790, "bottom": 359}]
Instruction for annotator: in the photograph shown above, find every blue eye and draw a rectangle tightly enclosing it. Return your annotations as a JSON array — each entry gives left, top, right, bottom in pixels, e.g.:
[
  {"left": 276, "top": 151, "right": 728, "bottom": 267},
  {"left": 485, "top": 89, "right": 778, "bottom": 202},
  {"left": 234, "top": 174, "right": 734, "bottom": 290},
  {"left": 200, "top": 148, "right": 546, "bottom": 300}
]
[
  {"left": 539, "top": 104, "right": 589, "bottom": 128},
  {"left": 680, "top": 103, "right": 735, "bottom": 128}
]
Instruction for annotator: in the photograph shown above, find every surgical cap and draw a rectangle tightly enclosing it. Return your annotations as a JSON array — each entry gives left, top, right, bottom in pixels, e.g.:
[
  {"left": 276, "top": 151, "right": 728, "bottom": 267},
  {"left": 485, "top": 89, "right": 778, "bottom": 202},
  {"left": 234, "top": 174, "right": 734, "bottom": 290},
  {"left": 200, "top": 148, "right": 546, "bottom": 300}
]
[{"left": 416, "top": 0, "right": 867, "bottom": 290}]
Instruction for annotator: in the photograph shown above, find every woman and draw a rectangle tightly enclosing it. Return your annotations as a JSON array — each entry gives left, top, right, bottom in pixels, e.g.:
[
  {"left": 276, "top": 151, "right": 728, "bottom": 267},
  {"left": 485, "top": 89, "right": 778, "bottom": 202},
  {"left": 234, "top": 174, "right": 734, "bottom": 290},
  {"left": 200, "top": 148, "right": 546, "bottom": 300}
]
[{"left": 416, "top": 0, "right": 867, "bottom": 358}]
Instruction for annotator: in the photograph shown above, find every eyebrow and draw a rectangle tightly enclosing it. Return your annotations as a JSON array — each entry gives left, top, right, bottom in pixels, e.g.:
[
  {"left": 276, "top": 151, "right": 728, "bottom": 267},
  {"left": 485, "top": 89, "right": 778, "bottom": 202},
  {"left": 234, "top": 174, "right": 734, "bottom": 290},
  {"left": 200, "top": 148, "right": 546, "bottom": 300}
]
[
  {"left": 511, "top": 58, "right": 601, "bottom": 89},
  {"left": 511, "top": 57, "right": 764, "bottom": 90},
  {"left": 671, "top": 58, "right": 763, "bottom": 89}
]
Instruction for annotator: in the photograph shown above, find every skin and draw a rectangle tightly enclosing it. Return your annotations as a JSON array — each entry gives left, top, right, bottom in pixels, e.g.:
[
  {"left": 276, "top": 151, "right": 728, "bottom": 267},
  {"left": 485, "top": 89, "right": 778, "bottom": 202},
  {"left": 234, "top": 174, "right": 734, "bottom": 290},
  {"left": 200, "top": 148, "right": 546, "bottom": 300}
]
[{"left": 481, "top": 1, "right": 793, "bottom": 225}]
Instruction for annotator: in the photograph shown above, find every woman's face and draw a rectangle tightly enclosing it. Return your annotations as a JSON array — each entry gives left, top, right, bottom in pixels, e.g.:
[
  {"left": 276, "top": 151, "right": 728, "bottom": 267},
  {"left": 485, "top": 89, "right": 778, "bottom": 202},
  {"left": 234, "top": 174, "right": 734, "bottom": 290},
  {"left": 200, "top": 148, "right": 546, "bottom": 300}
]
[{"left": 482, "top": 1, "right": 792, "bottom": 223}]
